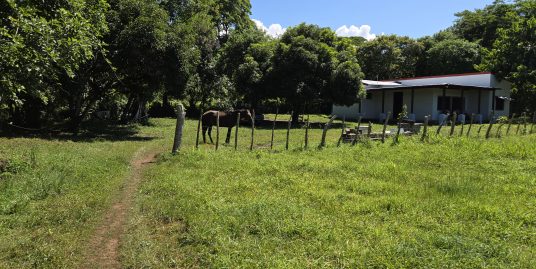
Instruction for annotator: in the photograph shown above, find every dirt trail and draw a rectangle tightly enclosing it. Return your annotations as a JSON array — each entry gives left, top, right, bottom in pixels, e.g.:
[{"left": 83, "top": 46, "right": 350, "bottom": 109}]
[{"left": 82, "top": 149, "right": 157, "bottom": 269}]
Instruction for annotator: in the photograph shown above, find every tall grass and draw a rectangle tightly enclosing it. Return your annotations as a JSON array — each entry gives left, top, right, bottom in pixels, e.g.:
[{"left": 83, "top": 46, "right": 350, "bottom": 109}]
[{"left": 122, "top": 119, "right": 536, "bottom": 268}]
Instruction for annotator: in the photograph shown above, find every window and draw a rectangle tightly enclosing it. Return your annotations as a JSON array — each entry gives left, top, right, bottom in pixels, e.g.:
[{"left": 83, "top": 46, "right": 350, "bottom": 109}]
[
  {"left": 437, "top": 96, "right": 451, "bottom": 111},
  {"left": 495, "top": 97, "right": 505, "bottom": 111},
  {"left": 451, "top": 97, "right": 464, "bottom": 112}
]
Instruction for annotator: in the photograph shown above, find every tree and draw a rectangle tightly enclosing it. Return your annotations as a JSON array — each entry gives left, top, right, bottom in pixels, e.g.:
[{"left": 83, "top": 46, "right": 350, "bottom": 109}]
[
  {"left": 0, "top": 0, "right": 109, "bottom": 126},
  {"left": 479, "top": 0, "right": 536, "bottom": 111},
  {"left": 421, "top": 39, "right": 481, "bottom": 76},
  {"left": 452, "top": 0, "right": 515, "bottom": 48},
  {"left": 271, "top": 23, "right": 364, "bottom": 122},
  {"left": 356, "top": 35, "right": 424, "bottom": 80}
]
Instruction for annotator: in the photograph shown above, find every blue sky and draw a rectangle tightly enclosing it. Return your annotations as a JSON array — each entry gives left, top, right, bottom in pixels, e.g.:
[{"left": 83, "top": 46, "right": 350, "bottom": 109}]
[{"left": 251, "top": 0, "right": 493, "bottom": 39}]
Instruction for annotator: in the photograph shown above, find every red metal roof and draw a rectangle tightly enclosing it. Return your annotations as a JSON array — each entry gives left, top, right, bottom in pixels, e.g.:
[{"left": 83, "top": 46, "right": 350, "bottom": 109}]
[{"left": 380, "top": 72, "right": 492, "bottom": 82}]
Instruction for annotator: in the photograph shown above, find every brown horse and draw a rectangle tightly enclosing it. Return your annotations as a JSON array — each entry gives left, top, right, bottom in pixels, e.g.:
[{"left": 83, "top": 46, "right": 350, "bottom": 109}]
[{"left": 202, "top": 109, "right": 252, "bottom": 144}]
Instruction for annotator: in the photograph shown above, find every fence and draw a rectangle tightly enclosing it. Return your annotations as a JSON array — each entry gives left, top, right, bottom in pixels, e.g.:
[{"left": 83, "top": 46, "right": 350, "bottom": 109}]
[{"left": 173, "top": 109, "right": 536, "bottom": 153}]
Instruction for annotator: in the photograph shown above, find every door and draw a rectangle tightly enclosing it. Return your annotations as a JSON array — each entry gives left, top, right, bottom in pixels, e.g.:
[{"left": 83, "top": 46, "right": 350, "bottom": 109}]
[{"left": 393, "top": 92, "right": 404, "bottom": 118}]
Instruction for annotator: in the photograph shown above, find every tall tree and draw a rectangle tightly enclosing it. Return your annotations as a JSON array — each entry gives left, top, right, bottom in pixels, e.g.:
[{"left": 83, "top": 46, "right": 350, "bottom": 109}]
[
  {"left": 271, "top": 23, "right": 364, "bottom": 122},
  {"left": 479, "top": 0, "right": 536, "bottom": 111},
  {"left": 356, "top": 35, "right": 423, "bottom": 80}
]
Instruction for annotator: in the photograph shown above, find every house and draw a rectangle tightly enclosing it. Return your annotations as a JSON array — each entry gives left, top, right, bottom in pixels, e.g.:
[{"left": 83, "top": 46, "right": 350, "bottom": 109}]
[{"left": 332, "top": 72, "right": 512, "bottom": 123}]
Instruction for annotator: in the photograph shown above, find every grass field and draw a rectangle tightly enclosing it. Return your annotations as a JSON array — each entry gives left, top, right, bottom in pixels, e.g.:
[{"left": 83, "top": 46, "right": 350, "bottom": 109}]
[{"left": 1, "top": 117, "right": 535, "bottom": 268}]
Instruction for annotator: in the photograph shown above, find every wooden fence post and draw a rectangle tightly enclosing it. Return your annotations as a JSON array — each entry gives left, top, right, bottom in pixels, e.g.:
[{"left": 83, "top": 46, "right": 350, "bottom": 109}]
[
  {"left": 516, "top": 113, "right": 524, "bottom": 135},
  {"left": 270, "top": 108, "right": 279, "bottom": 150},
  {"left": 477, "top": 125, "right": 484, "bottom": 137},
  {"left": 421, "top": 115, "right": 429, "bottom": 142},
  {"left": 496, "top": 123, "right": 505, "bottom": 138},
  {"left": 381, "top": 112, "right": 391, "bottom": 143},
  {"left": 337, "top": 116, "right": 346, "bottom": 147},
  {"left": 436, "top": 113, "right": 449, "bottom": 135},
  {"left": 319, "top": 115, "right": 337, "bottom": 148},
  {"left": 172, "top": 104, "right": 186, "bottom": 154},
  {"left": 250, "top": 110, "right": 255, "bottom": 151},
  {"left": 368, "top": 122, "right": 372, "bottom": 137},
  {"left": 286, "top": 111, "right": 293, "bottom": 150},
  {"left": 215, "top": 111, "right": 220, "bottom": 150},
  {"left": 459, "top": 115, "right": 465, "bottom": 137},
  {"left": 506, "top": 113, "right": 516, "bottom": 135},
  {"left": 449, "top": 112, "right": 457, "bottom": 137},
  {"left": 195, "top": 111, "right": 202, "bottom": 149},
  {"left": 530, "top": 112, "right": 536, "bottom": 134},
  {"left": 235, "top": 113, "right": 240, "bottom": 150},
  {"left": 485, "top": 114, "right": 494, "bottom": 139},
  {"left": 304, "top": 115, "right": 310, "bottom": 149},
  {"left": 523, "top": 112, "right": 528, "bottom": 135},
  {"left": 467, "top": 113, "right": 474, "bottom": 137},
  {"left": 352, "top": 116, "right": 362, "bottom": 146}
]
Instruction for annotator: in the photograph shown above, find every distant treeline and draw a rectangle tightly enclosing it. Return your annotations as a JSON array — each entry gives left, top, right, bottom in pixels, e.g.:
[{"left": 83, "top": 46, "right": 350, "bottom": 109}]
[{"left": 1, "top": 0, "right": 534, "bottom": 131}]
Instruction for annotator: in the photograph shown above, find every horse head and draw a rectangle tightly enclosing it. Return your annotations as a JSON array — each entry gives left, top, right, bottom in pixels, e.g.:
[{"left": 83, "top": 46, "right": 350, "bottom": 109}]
[{"left": 236, "top": 109, "right": 252, "bottom": 121}]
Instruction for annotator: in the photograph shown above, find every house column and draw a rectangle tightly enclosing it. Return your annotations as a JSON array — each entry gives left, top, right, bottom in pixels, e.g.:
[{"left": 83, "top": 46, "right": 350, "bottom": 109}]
[
  {"left": 442, "top": 88, "right": 447, "bottom": 112},
  {"left": 410, "top": 89, "right": 415, "bottom": 114},
  {"left": 478, "top": 89, "right": 482, "bottom": 114},
  {"left": 381, "top": 90, "right": 385, "bottom": 113},
  {"left": 461, "top": 88, "right": 465, "bottom": 113},
  {"left": 492, "top": 88, "right": 496, "bottom": 113}
]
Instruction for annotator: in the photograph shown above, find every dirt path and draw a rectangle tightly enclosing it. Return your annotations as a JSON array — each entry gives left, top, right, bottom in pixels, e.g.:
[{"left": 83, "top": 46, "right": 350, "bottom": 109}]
[{"left": 82, "top": 149, "right": 157, "bottom": 269}]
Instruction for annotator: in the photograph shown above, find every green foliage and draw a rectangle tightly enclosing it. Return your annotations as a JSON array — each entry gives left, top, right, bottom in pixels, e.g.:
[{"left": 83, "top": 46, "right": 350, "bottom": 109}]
[
  {"left": 0, "top": 0, "right": 109, "bottom": 120},
  {"left": 270, "top": 23, "right": 364, "bottom": 116},
  {"left": 357, "top": 35, "right": 424, "bottom": 80},
  {"left": 479, "top": 0, "right": 536, "bottom": 111},
  {"left": 423, "top": 39, "right": 481, "bottom": 75}
]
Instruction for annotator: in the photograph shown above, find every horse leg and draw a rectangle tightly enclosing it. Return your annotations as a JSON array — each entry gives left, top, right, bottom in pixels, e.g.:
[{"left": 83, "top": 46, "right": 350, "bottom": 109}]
[
  {"left": 226, "top": 127, "right": 232, "bottom": 144},
  {"left": 208, "top": 126, "right": 214, "bottom": 144}
]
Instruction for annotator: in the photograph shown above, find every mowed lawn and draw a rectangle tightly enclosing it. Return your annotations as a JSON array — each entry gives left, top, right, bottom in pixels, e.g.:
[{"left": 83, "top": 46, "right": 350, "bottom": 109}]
[{"left": 122, "top": 118, "right": 536, "bottom": 268}]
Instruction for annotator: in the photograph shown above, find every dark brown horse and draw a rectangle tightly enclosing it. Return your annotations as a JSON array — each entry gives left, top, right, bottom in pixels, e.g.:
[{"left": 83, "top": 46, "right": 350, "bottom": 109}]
[{"left": 202, "top": 109, "right": 252, "bottom": 144}]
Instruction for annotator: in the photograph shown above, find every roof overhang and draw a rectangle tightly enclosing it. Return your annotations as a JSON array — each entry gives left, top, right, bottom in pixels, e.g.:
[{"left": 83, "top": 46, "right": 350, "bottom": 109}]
[{"left": 366, "top": 83, "right": 499, "bottom": 92}]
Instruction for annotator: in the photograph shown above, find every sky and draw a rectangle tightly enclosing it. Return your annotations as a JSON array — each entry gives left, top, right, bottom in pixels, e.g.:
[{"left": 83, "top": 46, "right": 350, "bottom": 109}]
[{"left": 251, "top": 0, "right": 493, "bottom": 39}]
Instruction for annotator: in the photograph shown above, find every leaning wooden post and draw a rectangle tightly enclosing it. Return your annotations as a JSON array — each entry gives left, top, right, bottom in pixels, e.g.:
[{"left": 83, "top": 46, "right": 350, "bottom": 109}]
[
  {"left": 485, "top": 113, "right": 495, "bottom": 139},
  {"left": 506, "top": 113, "right": 516, "bottom": 135},
  {"left": 235, "top": 113, "right": 240, "bottom": 150},
  {"left": 319, "top": 115, "right": 337, "bottom": 148},
  {"left": 436, "top": 114, "right": 449, "bottom": 135},
  {"left": 215, "top": 111, "right": 220, "bottom": 150},
  {"left": 459, "top": 115, "right": 465, "bottom": 137},
  {"left": 381, "top": 112, "right": 391, "bottom": 144},
  {"left": 368, "top": 122, "right": 372, "bottom": 137},
  {"left": 172, "top": 104, "right": 186, "bottom": 154},
  {"left": 286, "top": 111, "right": 293, "bottom": 150},
  {"left": 352, "top": 116, "right": 363, "bottom": 146},
  {"left": 516, "top": 113, "right": 524, "bottom": 135},
  {"left": 466, "top": 113, "right": 475, "bottom": 137},
  {"left": 477, "top": 125, "right": 484, "bottom": 137},
  {"left": 270, "top": 107, "right": 279, "bottom": 150},
  {"left": 449, "top": 112, "right": 457, "bottom": 137},
  {"left": 250, "top": 110, "right": 255, "bottom": 151},
  {"left": 337, "top": 116, "right": 346, "bottom": 147},
  {"left": 523, "top": 112, "right": 528, "bottom": 135},
  {"left": 195, "top": 111, "right": 202, "bottom": 149},
  {"left": 304, "top": 115, "right": 310, "bottom": 149},
  {"left": 421, "top": 115, "right": 429, "bottom": 142},
  {"left": 530, "top": 112, "right": 536, "bottom": 134},
  {"left": 496, "top": 122, "right": 505, "bottom": 138}
]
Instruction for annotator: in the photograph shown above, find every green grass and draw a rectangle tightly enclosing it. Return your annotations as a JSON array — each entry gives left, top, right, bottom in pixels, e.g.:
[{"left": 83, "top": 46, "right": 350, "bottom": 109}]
[
  {"left": 0, "top": 121, "right": 172, "bottom": 268},
  {"left": 121, "top": 118, "right": 536, "bottom": 268},
  {"left": 0, "top": 117, "right": 534, "bottom": 268}
]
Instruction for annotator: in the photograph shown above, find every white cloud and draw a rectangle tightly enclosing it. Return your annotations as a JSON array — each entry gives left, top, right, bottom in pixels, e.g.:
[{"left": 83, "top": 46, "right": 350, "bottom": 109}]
[
  {"left": 252, "top": 19, "right": 286, "bottom": 38},
  {"left": 335, "top": 25, "right": 377, "bottom": 41}
]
